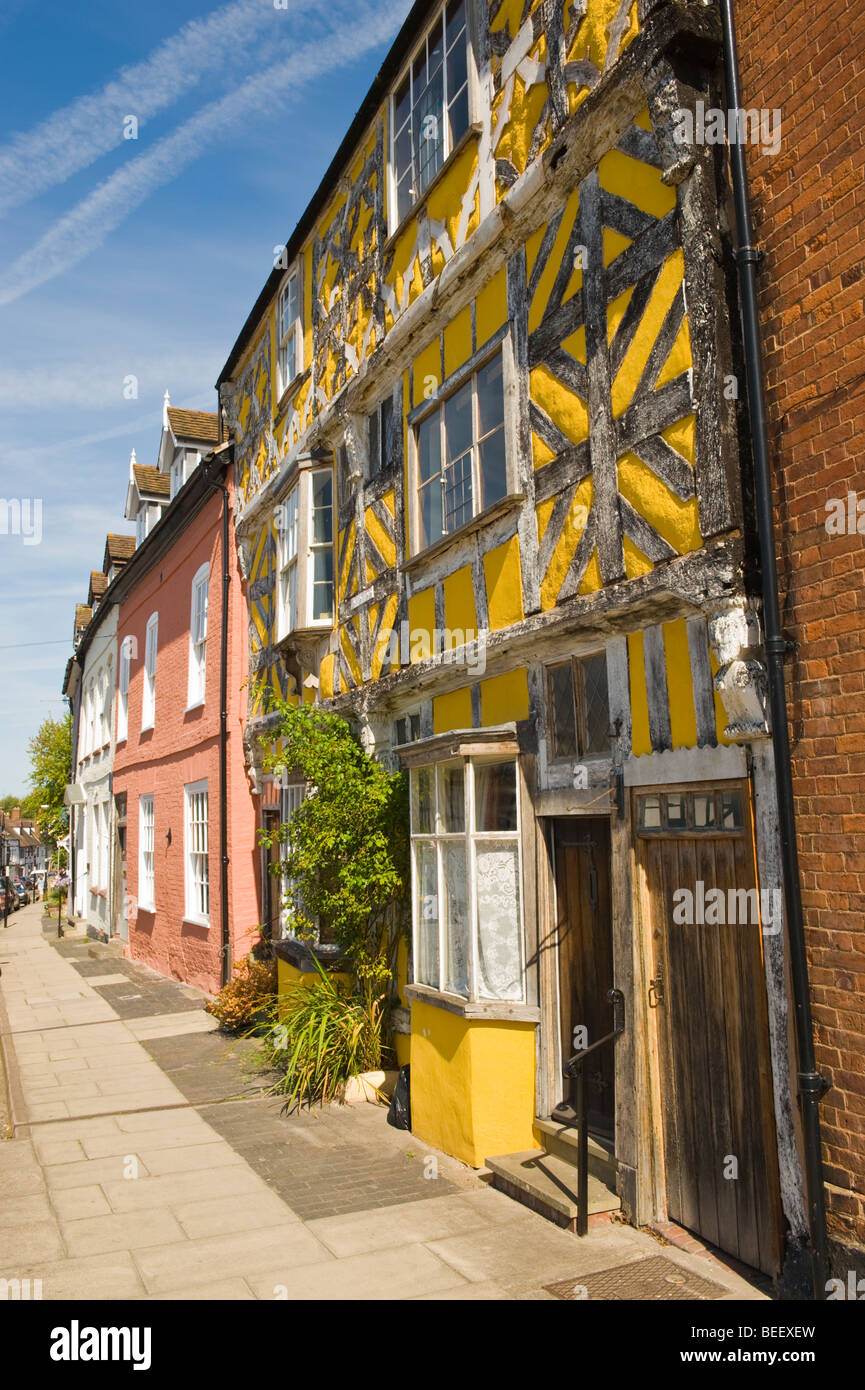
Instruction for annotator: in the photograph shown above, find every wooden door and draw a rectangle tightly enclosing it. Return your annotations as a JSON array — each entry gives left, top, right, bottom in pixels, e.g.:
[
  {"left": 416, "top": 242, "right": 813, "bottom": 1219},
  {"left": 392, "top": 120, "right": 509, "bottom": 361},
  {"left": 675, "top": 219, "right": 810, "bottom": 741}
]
[
  {"left": 553, "top": 818, "right": 615, "bottom": 1138},
  {"left": 636, "top": 783, "right": 781, "bottom": 1276}
]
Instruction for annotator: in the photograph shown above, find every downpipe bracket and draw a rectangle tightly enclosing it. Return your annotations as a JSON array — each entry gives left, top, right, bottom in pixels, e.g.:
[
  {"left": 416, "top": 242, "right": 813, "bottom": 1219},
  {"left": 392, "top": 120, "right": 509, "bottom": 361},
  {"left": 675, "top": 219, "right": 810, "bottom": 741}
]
[{"left": 799, "top": 1070, "right": 832, "bottom": 1101}]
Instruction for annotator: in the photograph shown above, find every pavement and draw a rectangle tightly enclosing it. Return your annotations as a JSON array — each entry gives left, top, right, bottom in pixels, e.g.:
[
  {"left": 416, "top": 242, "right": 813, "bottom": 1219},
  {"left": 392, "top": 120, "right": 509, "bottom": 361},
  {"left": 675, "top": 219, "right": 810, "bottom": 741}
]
[{"left": 0, "top": 902, "right": 770, "bottom": 1301}]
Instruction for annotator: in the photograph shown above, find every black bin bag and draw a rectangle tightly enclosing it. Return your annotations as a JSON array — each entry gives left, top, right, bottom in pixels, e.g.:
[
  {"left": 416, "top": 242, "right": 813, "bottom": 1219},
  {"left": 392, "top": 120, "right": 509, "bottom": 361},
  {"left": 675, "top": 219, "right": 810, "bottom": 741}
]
[{"left": 387, "top": 1064, "right": 411, "bottom": 1130}]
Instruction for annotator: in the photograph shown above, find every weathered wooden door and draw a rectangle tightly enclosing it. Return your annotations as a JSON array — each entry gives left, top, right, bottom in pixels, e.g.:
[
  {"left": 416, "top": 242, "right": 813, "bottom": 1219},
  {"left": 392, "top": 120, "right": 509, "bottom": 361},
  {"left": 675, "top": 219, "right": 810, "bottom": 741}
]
[
  {"left": 635, "top": 783, "right": 782, "bottom": 1275},
  {"left": 553, "top": 818, "right": 615, "bottom": 1138}
]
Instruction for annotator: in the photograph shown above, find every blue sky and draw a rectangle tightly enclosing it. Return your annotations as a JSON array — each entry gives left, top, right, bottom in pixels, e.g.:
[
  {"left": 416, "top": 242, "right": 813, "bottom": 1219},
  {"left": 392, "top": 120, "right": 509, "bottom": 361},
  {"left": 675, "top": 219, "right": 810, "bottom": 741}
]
[{"left": 0, "top": 0, "right": 411, "bottom": 796}]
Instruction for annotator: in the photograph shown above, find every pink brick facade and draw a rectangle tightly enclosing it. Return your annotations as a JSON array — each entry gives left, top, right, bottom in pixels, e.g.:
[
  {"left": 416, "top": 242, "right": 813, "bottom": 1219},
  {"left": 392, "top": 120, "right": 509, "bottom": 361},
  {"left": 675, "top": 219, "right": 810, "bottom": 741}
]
[{"left": 113, "top": 462, "right": 259, "bottom": 995}]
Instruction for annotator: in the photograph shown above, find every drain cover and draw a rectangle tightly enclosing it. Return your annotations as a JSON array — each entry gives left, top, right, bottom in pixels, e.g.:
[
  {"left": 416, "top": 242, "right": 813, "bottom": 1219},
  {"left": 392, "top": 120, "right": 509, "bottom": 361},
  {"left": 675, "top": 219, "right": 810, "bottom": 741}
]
[{"left": 546, "top": 1256, "right": 727, "bottom": 1301}]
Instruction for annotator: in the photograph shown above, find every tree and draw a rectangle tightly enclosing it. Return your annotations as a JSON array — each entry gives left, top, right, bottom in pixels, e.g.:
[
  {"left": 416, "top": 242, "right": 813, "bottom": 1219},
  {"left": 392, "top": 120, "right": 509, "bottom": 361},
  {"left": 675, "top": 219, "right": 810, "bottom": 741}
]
[
  {"left": 259, "top": 701, "right": 409, "bottom": 1003},
  {"left": 27, "top": 711, "right": 72, "bottom": 863}
]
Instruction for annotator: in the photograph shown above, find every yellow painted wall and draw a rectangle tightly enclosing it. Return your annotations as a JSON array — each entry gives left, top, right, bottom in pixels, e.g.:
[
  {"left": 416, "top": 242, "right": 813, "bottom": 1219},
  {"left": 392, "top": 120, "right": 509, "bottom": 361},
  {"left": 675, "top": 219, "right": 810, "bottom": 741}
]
[
  {"left": 481, "top": 669, "right": 529, "bottom": 726},
  {"left": 410, "top": 1001, "right": 538, "bottom": 1167}
]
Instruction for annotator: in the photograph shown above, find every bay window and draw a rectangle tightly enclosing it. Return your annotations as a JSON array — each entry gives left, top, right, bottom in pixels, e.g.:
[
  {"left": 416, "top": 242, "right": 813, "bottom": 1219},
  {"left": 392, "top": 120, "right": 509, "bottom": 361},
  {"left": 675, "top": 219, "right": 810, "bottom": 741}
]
[
  {"left": 391, "top": 0, "right": 470, "bottom": 227},
  {"left": 414, "top": 352, "right": 507, "bottom": 551},
  {"left": 275, "top": 467, "right": 334, "bottom": 639},
  {"left": 411, "top": 757, "right": 524, "bottom": 1002}
]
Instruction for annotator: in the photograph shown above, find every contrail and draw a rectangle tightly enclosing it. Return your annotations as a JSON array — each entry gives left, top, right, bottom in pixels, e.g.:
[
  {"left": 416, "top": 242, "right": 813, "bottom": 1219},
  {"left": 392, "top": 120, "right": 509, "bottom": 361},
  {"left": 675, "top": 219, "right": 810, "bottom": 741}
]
[
  {"left": 0, "top": 0, "right": 303, "bottom": 217},
  {"left": 0, "top": 1, "right": 406, "bottom": 307}
]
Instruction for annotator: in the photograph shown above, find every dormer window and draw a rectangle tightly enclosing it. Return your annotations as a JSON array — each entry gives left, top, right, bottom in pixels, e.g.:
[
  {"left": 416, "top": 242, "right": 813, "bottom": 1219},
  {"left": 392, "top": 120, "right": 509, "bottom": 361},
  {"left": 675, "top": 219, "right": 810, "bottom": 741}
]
[
  {"left": 278, "top": 269, "right": 302, "bottom": 397},
  {"left": 390, "top": 0, "right": 470, "bottom": 228}
]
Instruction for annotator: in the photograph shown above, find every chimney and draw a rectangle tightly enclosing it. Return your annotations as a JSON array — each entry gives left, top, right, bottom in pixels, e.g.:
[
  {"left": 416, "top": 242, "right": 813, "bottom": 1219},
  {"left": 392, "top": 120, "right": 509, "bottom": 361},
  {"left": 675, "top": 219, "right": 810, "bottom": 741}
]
[{"left": 11, "top": 807, "right": 20, "bottom": 821}]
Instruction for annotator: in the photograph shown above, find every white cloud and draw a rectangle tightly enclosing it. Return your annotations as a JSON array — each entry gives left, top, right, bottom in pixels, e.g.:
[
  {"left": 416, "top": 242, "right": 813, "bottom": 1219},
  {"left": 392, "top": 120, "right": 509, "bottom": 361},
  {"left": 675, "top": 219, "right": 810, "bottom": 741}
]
[
  {"left": 0, "top": 354, "right": 222, "bottom": 410},
  {"left": 0, "top": 0, "right": 296, "bottom": 217},
  {"left": 0, "top": 0, "right": 406, "bottom": 308}
]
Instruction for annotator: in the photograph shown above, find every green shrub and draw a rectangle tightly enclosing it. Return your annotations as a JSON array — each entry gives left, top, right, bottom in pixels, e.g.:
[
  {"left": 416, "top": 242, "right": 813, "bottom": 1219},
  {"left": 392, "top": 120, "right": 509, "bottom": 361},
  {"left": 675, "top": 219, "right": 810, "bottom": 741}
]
[
  {"left": 206, "top": 954, "right": 277, "bottom": 1033},
  {"left": 259, "top": 958, "right": 387, "bottom": 1108}
]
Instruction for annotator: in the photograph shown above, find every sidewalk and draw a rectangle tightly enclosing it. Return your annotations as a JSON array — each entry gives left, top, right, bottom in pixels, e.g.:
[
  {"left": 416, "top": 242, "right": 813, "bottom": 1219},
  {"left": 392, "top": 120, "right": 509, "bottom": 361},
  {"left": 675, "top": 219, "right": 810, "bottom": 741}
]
[{"left": 0, "top": 903, "right": 770, "bottom": 1301}]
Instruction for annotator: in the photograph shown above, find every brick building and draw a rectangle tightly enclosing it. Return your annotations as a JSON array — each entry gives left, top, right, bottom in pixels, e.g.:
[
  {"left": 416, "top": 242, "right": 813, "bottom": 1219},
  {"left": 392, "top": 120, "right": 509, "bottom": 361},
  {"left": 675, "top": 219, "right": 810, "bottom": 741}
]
[{"left": 735, "top": 0, "right": 865, "bottom": 1269}]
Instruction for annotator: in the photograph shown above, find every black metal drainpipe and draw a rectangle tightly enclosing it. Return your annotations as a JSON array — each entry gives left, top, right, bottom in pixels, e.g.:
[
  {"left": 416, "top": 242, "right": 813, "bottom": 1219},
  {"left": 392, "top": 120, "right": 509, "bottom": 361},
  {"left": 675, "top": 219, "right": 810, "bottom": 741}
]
[
  {"left": 719, "top": 0, "right": 830, "bottom": 1299},
  {"left": 205, "top": 458, "right": 231, "bottom": 988}
]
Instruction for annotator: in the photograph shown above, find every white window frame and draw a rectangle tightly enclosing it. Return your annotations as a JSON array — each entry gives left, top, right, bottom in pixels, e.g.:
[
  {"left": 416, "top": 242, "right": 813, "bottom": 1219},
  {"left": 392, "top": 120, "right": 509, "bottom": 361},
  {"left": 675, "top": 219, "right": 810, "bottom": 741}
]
[
  {"left": 388, "top": 0, "right": 472, "bottom": 233},
  {"left": 308, "top": 468, "right": 334, "bottom": 627},
  {"left": 410, "top": 755, "right": 525, "bottom": 1003},
  {"left": 117, "top": 637, "right": 131, "bottom": 743},
  {"left": 276, "top": 485, "right": 299, "bottom": 640},
  {"left": 184, "top": 780, "right": 210, "bottom": 926},
  {"left": 277, "top": 268, "right": 302, "bottom": 398},
  {"left": 142, "top": 613, "right": 158, "bottom": 731},
  {"left": 278, "top": 777, "right": 306, "bottom": 940},
  {"left": 187, "top": 563, "right": 209, "bottom": 708},
  {"left": 411, "top": 348, "right": 508, "bottom": 554},
  {"left": 139, "top": 795, "right": 155, "bottom": 911}
]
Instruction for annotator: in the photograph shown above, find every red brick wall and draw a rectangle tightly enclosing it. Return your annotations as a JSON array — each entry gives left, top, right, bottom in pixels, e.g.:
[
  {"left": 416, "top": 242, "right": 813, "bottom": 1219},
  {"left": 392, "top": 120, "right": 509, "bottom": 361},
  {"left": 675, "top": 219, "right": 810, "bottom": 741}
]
[
  {"left": 113, "top": 464, "right": 260, "bottom": 995},
  {"left": 735, "top": 0, "right": 865, "bottom": 1249}
]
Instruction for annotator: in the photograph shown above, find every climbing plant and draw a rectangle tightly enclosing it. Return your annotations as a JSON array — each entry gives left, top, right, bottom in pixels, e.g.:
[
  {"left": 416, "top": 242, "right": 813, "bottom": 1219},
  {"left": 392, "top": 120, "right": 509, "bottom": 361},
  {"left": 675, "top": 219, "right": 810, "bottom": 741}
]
[{"left": 259, "top": 700, "right": 410, "bottom": 1005}]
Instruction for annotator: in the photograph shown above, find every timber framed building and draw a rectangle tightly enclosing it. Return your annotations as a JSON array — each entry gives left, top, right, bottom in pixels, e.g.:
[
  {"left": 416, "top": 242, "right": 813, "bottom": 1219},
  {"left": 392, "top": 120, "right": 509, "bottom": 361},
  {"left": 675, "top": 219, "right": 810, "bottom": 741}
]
[{"left": 219, "top": 0, "right": 813, "bottom": 1291}]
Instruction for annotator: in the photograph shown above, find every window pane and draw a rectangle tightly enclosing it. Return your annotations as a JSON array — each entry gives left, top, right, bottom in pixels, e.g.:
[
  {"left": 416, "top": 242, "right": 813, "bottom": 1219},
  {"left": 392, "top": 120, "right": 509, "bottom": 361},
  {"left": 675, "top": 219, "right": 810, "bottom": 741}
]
[
  {"left": 446, "top": 0, "right": 466, "bottom": 50},
  {"left": 394, "top": 121, "right": 413, "bottom": 187},
  {"left": 475, "top": 841, "right": 522, "bottom": 1001},
  {"left": 444, "top": 380, "right": 472, "bottom": 463},
  {"left": 448, "top": 85, "right": 470, "bottom": 149},
  {"left": 312, "top": 549, "right": 334, "bottom": 620},
  {"left": 478, "top": 428, "right": 507, "bottom": 510},
  {"left": 721, "top": 790, "right": 743, "bottom": 830},
  {"left": 666, "top": 794, "right": 687, "bottom": 829},
  {"left": 416, "top": 841, "right": 439, "bottom": 988},
  {"left": 312, "top": 472, "right": 333, "bottom": 542},
  {"left": 428, "top": 20, "right": 444, "bottom": 76},
  {"left": 442, "top": 841, "right": 469, "bottom": 996},
  {"left": 443, "top": 450, "right": 473, "bottom": 532},
  {"left": 693, "top": 793, "right": 716, "bottom": 829},
  {"left": 640, "top": 795, "right": 661, "bottom": 829},
  {"left": 418, "top": 412, "right": 441, "bottom": 483},
  {"left": 549, "top": 662, "right": 577, "bottom": 759},
  {"left": 414, "top": 67, "right": 444, "bottom": 193},
  {"left": 446, "top": 37, "right": 467, "bottom": 104},
  {"left": 368, "top": 409, "right": 380, "bottom": 477},
  {"left": 380, "top": 396, "right": 394, "bottom": 468},
  {"left": 438, "top": 764, "right": 465, "bottom": 833},
  {"left": 394, "top": 73, "right": 411, "bottom": 135},
  {"left": 419, "top": 478, "right": 443, "bottom": 549},
  {"left": 581, "top": 652, "right": 610, "bottom": 755},
  {"left": 412, "top": 767, "right": 434, "bottom": 834},
  {"left": 477, "top": 355, "right": 504, "bottom": 436},
  {"left": 474, "top": 761, "right": 517, "bottom": 832}
]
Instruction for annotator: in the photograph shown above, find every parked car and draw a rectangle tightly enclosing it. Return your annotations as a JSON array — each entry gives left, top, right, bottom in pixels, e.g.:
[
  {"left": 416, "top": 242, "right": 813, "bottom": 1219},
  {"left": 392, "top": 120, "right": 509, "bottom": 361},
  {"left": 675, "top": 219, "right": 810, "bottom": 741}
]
[
  {"left": 12, "top": 879, "right": 30, "bottom": 905},
  {"left": 0, "top": 881, "right": 18, "bottom": 914}
]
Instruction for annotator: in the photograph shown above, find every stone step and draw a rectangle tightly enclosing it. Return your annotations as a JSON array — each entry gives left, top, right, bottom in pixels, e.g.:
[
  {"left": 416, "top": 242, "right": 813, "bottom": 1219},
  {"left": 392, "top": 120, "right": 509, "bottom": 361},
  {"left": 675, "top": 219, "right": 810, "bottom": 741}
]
[
  {"left": 533, "top": 1118, "right": 617, "bottom": 1184},
  {"left": 485, "top": 1150, "right": 621, "bottom": 1233}
]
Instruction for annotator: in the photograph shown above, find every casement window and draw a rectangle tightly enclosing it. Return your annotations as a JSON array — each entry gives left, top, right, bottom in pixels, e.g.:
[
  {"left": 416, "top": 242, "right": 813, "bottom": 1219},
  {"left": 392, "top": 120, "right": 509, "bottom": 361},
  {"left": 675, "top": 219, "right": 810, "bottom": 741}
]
[
  {"left": 170, "top": 450, "right": 200, "bottom": 499},
  {"left": 391, "top": 0, "right": 470, "bottom": 227},
  {"left": 277, "top": 270, "right": 302, "bottom": 396},
  {"left": 139, "top": 795, "right": 155, "bottom": 911},
  {"left": 187, "top": 563, "right": 209, "bottom": 708},
  {"left": 394, "top": 712, "right": 421, "bottom": 746},
  {"left": 142, "top": 614, "right": 158, "bottom": 730},
  {"left": 86, "top": 680, "right": 96, "bottom": 754},
  {"left": 278, "top": 779, "right": 305, "bottom": 940},
  {"left": 414, "top": 352, "right": 506, "bottom": 551},
  {"left": 368, "top": 395, "right": 395, "bottom": 477},
  {"left": 547, "top": 652, "right": 611, "bottom": 760},
  {"left": 277, "top": 486, "right": 299, "bottom": 638},
  {"left": 310, "top": 470, "right": 334, "bottom": 623},
  {"left": 184, "top": 781, "right": 209, "bottom": 925},
  {"left": 410, "top": 758, "right": 524, "bottom": 1002},
  {"left": 275, "top": 470, "right": 334, "bottom": 639},
  {"left": 100, "top": 664, "right": 113, "bottom": 746},
  {"left": 117, "top": 638, "right": 131, "bottom": 743}
]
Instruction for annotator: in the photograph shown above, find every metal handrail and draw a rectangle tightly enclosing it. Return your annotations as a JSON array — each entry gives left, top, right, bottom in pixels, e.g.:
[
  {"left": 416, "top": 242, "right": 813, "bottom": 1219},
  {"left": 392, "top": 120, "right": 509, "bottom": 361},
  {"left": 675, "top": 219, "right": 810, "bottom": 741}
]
[{"left": 559, "top": 988, "right": 625, "bottom": 1236}]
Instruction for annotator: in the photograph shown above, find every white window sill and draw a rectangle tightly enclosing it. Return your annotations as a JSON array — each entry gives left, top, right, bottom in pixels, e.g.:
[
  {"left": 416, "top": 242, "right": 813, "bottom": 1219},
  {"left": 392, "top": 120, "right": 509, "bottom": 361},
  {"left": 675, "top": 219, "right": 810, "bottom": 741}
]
[
  {"left": 183, "top": 915, "right": 210, "bottom": 929},
  {"left": 138, "top": 901, "right": 155, "bottom": 914},
  {"left": 140, "top": 723, "right": 154, "bottom": 734},
  {"left": 184, "top": 700, "right": 205, "bottom": 713},
  {"left": 404, "top": 983, "right": 539, "bottom": 1023}
]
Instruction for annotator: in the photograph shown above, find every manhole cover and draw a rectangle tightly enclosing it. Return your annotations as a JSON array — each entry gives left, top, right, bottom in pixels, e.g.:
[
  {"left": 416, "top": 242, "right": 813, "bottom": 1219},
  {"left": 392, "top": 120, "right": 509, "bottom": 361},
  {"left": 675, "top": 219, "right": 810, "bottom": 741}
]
[{"left": 545, "top": 1256, "right": 728, "bottom": 1301}]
